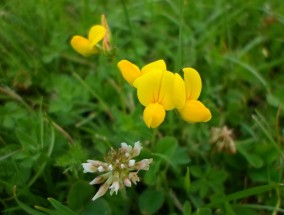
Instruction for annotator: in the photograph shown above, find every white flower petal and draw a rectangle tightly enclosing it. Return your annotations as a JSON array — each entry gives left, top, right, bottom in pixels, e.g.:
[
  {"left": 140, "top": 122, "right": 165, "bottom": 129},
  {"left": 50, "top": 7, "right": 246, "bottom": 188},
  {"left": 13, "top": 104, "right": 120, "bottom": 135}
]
[
  {"left": 92, "top": 181, "right": 110, "bottom": 201},
  {"left": 129, "top": 172, "right": 140, "bottom": 185},
  {"left": 128, "top": 159, "right": 136, "bottom": 167},
  {"left": 121, "top": 142, "right": 132, "bottom": 153},
  {"left": 132, "top": 141, "right": 142, "bottom": 157},
  {"left": 108, "top": 164, "right": 113, "bottom": 171},
  {"left": 90, "top": 176, "right": 105, "bottom": 185},
  {"left": 109, "top": 181, "right": 119, "bottom": 195},
  {"left": 124, "top": 178, "right": 132, "bottom": 187},
  {"left": 135, "top": 158, "right": 153, "bottom": 170},
  {"left": 98, "top": 166, "right": 105, "bottom": 172},
  {"left": 82, "top": 163, "right": 97, "bottom": 173}
]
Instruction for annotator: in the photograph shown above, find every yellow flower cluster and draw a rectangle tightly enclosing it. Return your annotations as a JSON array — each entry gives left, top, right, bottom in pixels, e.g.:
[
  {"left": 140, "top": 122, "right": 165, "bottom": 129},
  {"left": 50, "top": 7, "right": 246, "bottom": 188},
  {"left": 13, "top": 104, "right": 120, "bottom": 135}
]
[
  {"left": 118, "top": 60, "right": 211, "bottom": 128},
  {"left": 70, "top": 15, "right": 212, "bottom": 128}
]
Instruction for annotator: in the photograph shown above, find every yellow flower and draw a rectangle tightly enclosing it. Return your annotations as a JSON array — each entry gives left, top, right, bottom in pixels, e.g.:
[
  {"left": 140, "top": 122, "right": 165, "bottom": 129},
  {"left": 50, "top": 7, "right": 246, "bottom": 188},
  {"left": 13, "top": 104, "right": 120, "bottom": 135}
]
[
  {"left": 118, "top": 60, "right": 211, "bottom": 127},
  {"left": 70, "top": 25, "right": 106, "bottom": 56},
  {"left": 132, "top": 61, "right": 185, "bottom": 128},
  {"left": 177, "top": 68, "right": 211, "bottom": 123}
]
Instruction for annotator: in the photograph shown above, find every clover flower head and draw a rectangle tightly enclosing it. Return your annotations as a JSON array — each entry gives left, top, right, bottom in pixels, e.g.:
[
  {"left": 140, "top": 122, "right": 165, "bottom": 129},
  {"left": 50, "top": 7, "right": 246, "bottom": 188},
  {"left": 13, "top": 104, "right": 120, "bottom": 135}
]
[
  {"left": 82, "top": 141, "right": 153, "bottom": 201},
  {"left": 210, "top": 126, "right": 236, "bottom": 154}
]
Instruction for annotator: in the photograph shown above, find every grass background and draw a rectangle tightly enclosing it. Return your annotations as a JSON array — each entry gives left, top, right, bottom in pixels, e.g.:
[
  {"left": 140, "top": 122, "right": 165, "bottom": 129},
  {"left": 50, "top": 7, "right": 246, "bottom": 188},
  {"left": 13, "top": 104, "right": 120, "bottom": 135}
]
[{"left": 1, "top": 0, "right": 284, "bottom": 214}]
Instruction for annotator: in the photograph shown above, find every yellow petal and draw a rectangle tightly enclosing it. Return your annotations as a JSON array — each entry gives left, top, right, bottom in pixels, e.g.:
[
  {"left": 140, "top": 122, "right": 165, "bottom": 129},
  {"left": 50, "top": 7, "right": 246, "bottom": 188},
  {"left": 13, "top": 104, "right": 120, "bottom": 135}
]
[
  {"left": 143, "top": 103, "right": 166, "bottom": 128},
  {"left": 134, "top": 70, "right": 179, "bottom": 110},
  {"left": 88, "top": 25, "right": 106, "bottom": 47},
  {"left": 133, "top": 69, "right": 163, "bottom": 106},
  {"left": 141, "top": 60, "right": 166, "bottom": 75},
  {"left": 182, "top": 68, "right": 202, "bottom": 100},
  {"left": 172, "top": 73, "right": 186, "bottom": 109},
  {"left": 117, "top": 60, "right": 141, "bottom": 86},
  {"left": 70, "top": 35, "right": 97, "bottom": 56},
  {"left": 178, "top": 100, "right": 211, "bottom": 123},
  {"left": 158, "top": 71, "right": 176, "bottom": 110}
]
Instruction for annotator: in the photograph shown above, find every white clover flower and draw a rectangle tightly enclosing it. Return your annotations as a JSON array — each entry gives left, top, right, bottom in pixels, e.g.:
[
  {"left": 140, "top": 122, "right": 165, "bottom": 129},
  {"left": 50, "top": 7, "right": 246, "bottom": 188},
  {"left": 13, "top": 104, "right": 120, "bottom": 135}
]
[{"left": 82, "top": 141, "right": 153, "bottom": 201}]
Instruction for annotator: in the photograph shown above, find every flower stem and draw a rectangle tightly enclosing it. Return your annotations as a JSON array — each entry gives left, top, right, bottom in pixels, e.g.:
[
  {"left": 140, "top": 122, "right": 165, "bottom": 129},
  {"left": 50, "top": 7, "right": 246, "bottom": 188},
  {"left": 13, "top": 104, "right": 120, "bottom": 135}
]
[{"left": 175, "top": 0, "right": 185, "bottom": 71}]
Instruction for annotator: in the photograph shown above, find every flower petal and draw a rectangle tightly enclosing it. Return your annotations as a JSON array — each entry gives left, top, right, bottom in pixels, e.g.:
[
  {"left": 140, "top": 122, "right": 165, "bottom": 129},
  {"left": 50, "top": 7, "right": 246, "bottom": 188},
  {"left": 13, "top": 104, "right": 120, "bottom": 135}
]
[
  {"left": 158, "top": 71, "right": 177, "bottom": 110},
  {"left": 132, "top": 141, "right": 142, "bottom": 157},
  {"left": 133, "top": 69, "right": 163, "bottom": 106},
  {"left": 88, "top": 25, "right": 106, "bottom": 47},
  {"left": 117, "top": 60, "right": 141, "bottom": 86},
  {"left": 121, "top": 142, "right": 133, "bottom": 153},
  {"left": 82, "top": 162, "right": 97, "bottom": 173},
  {"left": 135, "top": 158, "right": 153, "bottom": 171},
  {"left": 178, "top": 100, "right": 211, "bottom": 123},
  {"left": 141, "top": 60, "right": 166, "bottom": 75},
  {"left": 172, "top": 73, "right": 186, "bottom": 109},
  {"left": 92, "top": 177, "right": 112, "bottom": 201},
  {"left": 70, "top": 36, "right": 97, "bottom": 56},
  {"left": 143, "top": 103, "right": 166, "bottom": 128},
  {"left": 182, "top": 68, "right": 202, "bottom": 100},
  {"left": 134, "top": 70, "right": 177, "bottom": 110}
]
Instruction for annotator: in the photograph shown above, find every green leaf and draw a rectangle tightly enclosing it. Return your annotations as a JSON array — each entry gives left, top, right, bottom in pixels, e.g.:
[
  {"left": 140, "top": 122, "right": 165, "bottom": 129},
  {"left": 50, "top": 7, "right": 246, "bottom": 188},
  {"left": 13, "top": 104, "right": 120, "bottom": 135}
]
[
  {"left": 82, "top": 199, "right": 112, "bottom": 215},
  {"left": 34, "top": 206, "right": 58, "bottom": 215},
  {"left": 47, "top": 198, "right": 77, "bottom": 215},
  {"left": 231, "top": 205, "right": 259, "bottom": 215},
  {"left": 172, "top": 146, "right": 191, "bottom": 165},
  {"left": 206, "top": 183, "right": 282, "bottom": 207},
  {"left": 195, "top": 208, "right": 212, "bottom": 215},
  {"left": 183, "top": 201, "right": 192, "bottom": 215},
  {"left": 184, "top": 167, "right": 191, "bottom": 194},
  {"left": 15, "top": 128, "right": 37, "bottom": 151},
  {"left": 13, "top": 187, "right": 46, "bottom": 215},
  {"left": 138, "top": 189, "right": 165, "bottom": 215},
  {"left": 67, "top": 180, "right": 95, "bottom": 211},
  {"left": 154, "top": 136, "right": 177, "bottom": 158},
  {"left": 144, "top": 160, "right": 161, "bottom": 185},
  {"left": 237, "top": 143, "right": 263, "bottom": 168},
  {"left": 0, "top": 147, "right": 21, "bottom": 161}
]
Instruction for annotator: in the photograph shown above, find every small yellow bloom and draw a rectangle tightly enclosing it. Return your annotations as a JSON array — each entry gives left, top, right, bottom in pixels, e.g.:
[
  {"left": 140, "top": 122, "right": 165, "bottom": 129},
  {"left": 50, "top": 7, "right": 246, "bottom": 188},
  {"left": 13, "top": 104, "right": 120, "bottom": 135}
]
[
  {"left": 132, "top": 62, "right": 185, "bottom": 128},
  {"left": 70, "top": 25, "right": 106, "bottom": 56},
  {"left": 177, "top": 68, "right": 211, "bottom": 123}
]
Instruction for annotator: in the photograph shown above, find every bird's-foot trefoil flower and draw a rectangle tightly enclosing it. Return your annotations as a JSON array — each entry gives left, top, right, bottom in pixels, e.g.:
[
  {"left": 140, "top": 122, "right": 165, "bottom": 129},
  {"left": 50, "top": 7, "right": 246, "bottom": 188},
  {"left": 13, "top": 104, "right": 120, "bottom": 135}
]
[
  {"left": 118, "top": 60, "right": 212, "bottom": 127},
  {"left": 70, "top": 15, "right": 112, "bottom": 56},
  {"left": 177, "top": 68, "right": 212, "bottom": 123},
  {"left": 118, "top": 59, "right": 186, "bottom": 128},
  {"left": 82, "top": 141, "right": 153, "bottom": 201}
]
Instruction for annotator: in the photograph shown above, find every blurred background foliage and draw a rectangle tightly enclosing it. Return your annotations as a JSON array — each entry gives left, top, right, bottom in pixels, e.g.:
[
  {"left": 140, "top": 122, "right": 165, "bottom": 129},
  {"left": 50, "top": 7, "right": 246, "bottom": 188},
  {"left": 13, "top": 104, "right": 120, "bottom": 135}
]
[{"left": 0, "top": 0, "right": 284, "bottom": 214}]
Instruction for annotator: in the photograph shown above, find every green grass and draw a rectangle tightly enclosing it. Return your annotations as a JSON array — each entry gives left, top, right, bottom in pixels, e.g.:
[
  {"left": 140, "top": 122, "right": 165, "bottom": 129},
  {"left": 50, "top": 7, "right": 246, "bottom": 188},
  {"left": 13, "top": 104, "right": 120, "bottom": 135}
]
[{"left": 1, "top": 0, "right": 284, "bottom": 214}]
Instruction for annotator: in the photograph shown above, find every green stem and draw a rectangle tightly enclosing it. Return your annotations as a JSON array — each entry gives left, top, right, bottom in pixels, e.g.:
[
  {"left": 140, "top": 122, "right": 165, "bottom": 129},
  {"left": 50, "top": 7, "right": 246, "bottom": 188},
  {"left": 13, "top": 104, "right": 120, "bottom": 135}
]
[
  {"left": 28, "top": 123, "right": 55, "bottom": 187},
  {"left": 120, "top": 0, "right": 140, "bottom": 63},
  {"left": 72, "top": 72, "right": 114, "bottom": 120},
  {"left": 0, "top": 86, "right": 33, "bottom": 112},
  {"left": 176, "top": 0, "right": 184, "bottom": 71}
]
